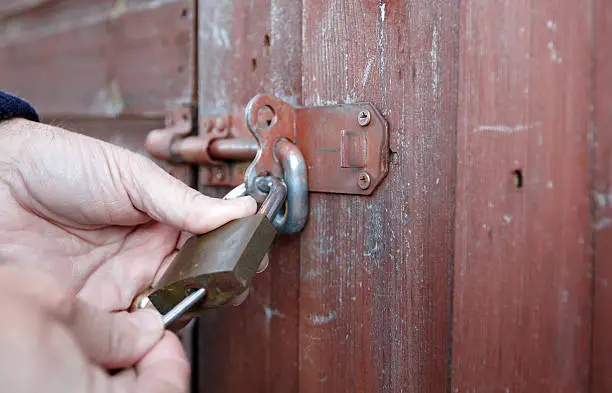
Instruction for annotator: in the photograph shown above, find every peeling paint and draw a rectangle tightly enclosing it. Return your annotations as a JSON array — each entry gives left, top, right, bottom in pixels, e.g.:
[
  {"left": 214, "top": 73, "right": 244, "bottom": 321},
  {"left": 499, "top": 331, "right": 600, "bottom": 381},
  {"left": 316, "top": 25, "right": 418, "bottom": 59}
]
[
  {"left": 302, "top": 267, "right": 324, "bottom": 280},
  {"left": 431, "top": 24, "right": 439, "bottom": 96},
  {"left": 91, "top": 80, "right": 124, "bottom": 116},
  {"left": 1, "top": 0, "right": 180, "bottom": 43},
  {"left": 561, "top": 289, "right": 569, "bottom": 305},
  {"left": 212, "top": 25, "right": 231, "bottom": 49},
  {"left": 473, "top": 122, "right": 542, "bottom": 134},
  {"left": 264, "top": 307, "right": 286, "bottom": 320},
  {"left": 362, "top": 57, "right": 374, "bottom": 88},
  {"left": 377, "top": 0, "right": 386, "bottom": 83},
  {"left": 594, "top": 218, "right": 612, "bottom": 230},
  {"left": 307, "top": 310, "right": 337, "bottom": 325},
  {"left": 547, "top": 41, "right": 563, "bottom": 64},
  {"left": 110, "top": 0, "right": 126, "bottom": 19},
  {"left": 594, "top": 191, "right": 612, "bottom": 207}
]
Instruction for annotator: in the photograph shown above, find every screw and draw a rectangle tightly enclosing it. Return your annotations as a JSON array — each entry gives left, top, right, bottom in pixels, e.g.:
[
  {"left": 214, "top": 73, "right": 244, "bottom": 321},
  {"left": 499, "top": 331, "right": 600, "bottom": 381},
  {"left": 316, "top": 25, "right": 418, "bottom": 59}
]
[
  {"left": 358, "top": 110, "right": 371, "bottom": 126},
  {"left": 358, "top": 171, "right": 371, "bottom": 190}
]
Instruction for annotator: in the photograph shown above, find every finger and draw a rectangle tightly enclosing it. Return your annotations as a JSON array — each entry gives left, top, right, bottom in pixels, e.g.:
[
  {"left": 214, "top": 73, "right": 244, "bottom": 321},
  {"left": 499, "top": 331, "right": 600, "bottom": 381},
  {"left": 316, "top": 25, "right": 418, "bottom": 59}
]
[
  {"left": 0, "top": 266, "right": 164, "bottom": 370},
  {"left": 0, "top": 292, "right": 119, "bottom": 393},
  {"left": 132, "top": 331, "right": 190, "bottom": 393},
  {"left": 67, "top": 306, "right": 164, "bottom": 369},
  {"left": 257, "top": 254, "right": 270, "bottom": 273},
  {"left": 117, "top": 151, "right": 257, "bottom": 234},
  {"left": 230, "top": 288, "right": 250, "bottom": 307},
  {"left": 77, "top": 222, "right": 180, "bottom": 310}
]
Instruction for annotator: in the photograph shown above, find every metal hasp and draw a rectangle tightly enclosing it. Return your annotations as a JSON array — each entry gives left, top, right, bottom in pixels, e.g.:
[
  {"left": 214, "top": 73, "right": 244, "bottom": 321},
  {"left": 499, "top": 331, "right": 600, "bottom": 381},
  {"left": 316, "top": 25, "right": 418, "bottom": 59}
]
[
  {"left": 245, "top": 94, "right": 389, "bottom": 196},
  {"left": 145, "top": 95, "right": 390, "bottom": 195}
]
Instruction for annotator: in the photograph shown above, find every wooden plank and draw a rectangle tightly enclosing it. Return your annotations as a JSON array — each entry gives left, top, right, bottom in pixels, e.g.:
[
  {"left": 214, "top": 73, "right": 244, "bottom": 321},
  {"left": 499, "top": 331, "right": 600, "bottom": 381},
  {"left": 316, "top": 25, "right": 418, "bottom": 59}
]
[
  {"left": 591, "top": 1, "right": 612, "bottom": 391},
  {"left": 300, "top": 1, "right": 458, "bottom": 391},
  {"left": 46, "top": 117, "right": 192, "bottom": 184},
  {"left": 0, "top": 0, "right": 53, "bottom": 18},
  {"left": 452, "top": 1, "right": 593, "bottom": 392},
  {"left": 195, "top": 1, "right": 302, "bottom": 392},
  {"left": 0, "top": 0, "right": 194, "bottom": 117}
]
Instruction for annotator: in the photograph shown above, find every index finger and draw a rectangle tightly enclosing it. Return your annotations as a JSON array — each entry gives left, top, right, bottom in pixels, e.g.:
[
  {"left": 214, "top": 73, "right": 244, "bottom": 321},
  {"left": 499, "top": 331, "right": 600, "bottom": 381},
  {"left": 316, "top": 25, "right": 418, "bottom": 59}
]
[{"left": 118, "top": 151, "right": 257, "bottom": 234}]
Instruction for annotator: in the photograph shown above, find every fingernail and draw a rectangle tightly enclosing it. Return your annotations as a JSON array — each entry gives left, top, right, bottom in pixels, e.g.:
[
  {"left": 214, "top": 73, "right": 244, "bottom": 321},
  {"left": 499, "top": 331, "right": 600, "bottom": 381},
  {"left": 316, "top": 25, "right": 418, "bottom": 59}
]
[
  {"left": 236, "top": 195, "right": 256, "bottom": 203},
  {"left": 128, "top": 308, "right": 163, "bottom": 334},
  {"left": 234, "top": 196, "right": 257, "bottom": 212}
]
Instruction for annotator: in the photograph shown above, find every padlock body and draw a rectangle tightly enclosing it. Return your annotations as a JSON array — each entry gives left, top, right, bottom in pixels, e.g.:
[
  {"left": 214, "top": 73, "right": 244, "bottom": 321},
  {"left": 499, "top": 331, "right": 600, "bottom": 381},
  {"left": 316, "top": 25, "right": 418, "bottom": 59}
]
[{"left": 148, "top": 214, "right": 277, "bottom": 316}]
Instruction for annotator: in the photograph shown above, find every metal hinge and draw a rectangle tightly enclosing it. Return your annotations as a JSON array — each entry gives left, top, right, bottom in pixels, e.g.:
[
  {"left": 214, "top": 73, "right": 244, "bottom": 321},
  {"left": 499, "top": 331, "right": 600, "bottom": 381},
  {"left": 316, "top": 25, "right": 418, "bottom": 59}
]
[{"left": 146, "top": 94, "right": 389, "bottom": 195}]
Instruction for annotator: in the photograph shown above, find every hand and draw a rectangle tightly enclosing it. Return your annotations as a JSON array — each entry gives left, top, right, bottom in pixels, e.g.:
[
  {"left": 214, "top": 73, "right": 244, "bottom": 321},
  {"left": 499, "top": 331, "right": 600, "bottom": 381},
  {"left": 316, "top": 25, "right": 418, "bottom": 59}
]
[
  {"left": 0, "top": 266, "right": 188, "bottom": 393},
  {"left": 0, "top": 118, "right": 258, "bottom": 389},
  {"left": 0, "top": 118, "right": 256, "bottom": 310}
]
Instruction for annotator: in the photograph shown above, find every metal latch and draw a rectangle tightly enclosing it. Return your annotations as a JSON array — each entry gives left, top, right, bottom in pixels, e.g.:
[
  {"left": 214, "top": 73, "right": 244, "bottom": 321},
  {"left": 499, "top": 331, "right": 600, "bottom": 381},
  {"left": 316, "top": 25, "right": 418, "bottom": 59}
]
[{"left": 146, "top": 94, "right": 389, "bottom": 195}]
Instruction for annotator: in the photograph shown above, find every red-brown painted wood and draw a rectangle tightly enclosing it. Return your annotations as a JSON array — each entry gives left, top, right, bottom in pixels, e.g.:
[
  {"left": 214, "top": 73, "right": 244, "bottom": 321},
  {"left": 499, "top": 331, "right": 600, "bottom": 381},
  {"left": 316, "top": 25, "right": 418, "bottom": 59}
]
[
  {"left": 300, "top": 1, "right": 458, "bottom": 391},
  {"left": 452, "top": 1, "right": 593, "bottom": 391},
  {"left": 195, "top": 1, "right": 302, "bottom": 392},
  {"left": 4, "top": 2, "right": 612, "bottom": 392},
  {"left": 591, "top": 1, "right": 612, "bottom": 392},
  {"left": 0, "top": 0, "right": 194, "bottom": 117}
]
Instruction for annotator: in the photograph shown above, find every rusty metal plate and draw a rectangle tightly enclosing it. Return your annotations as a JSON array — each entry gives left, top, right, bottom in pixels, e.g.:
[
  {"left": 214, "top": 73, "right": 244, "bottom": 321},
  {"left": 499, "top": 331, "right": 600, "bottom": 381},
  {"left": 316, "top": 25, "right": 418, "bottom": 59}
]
[
  {"left": 244, "top": 94, "right": 389, "bottom": 196},
  {"left": 295, "top": 103, "right": 389, "bottom": 195}
]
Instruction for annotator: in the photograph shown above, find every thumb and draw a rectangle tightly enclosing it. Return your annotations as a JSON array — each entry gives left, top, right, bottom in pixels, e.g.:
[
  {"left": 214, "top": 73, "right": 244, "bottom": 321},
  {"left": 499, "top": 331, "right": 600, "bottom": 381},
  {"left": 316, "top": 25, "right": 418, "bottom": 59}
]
[
  {"left": 0, "top": 266, "right": 164, "bottom": 369},
  {"left": 66, "top": 305, "right": 164, "bottom": 369},
  {"left": 117, "top": 150, "right": 257, "bottom": 233}
]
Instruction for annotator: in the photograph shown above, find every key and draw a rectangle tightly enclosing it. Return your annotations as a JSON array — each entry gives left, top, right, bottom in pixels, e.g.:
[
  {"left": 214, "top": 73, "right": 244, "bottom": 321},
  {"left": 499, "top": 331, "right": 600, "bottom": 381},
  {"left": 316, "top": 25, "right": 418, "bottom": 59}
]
[{"left": 132, "top": 176, "right": 287, "bottom": 331}]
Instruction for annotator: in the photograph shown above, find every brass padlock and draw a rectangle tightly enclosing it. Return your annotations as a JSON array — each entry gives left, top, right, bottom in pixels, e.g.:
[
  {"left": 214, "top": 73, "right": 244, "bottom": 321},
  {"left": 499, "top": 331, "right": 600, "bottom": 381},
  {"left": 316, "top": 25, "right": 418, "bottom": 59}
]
[{"left": 133, "top": 177, "right": 287, "bottom": 330}]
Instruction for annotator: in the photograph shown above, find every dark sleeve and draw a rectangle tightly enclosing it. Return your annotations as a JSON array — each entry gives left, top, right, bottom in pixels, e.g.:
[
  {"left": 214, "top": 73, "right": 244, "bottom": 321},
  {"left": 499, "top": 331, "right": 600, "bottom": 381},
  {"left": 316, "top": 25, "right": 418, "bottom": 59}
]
[{"left": 0, "top": 90, "right": 39, "bottom": 122}]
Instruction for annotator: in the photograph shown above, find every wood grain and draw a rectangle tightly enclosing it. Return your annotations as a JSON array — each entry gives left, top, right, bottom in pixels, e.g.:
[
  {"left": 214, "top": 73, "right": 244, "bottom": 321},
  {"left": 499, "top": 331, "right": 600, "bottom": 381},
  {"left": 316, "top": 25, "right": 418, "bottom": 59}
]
[
  {"left": 300, "top": 1, "right": 458, "bottom": 392},
  {"left": 0, "top": 0, "right": 194, "bottom": 117},
  {"left": 452, "top": 0, "right": 593, "bottom": 391},
  {"left": 0, "top": 0, "right": 53, "bottom": 18},
  {"left": 591, "top": 1, "right": 612, "bottom": 391},
  {"left": 196, "top": 1, "right": 302, "bottom": 392}
]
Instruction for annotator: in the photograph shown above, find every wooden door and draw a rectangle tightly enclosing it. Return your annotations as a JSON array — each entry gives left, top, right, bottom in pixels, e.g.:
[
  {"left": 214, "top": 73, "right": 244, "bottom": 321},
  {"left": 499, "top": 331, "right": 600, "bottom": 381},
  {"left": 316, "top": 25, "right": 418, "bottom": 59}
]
[
  {"left": 193, "top": 1, "right": 455, "bottom": 392},
  {"left": 2, "top": 1, "right": 612, "bottom": 393}
]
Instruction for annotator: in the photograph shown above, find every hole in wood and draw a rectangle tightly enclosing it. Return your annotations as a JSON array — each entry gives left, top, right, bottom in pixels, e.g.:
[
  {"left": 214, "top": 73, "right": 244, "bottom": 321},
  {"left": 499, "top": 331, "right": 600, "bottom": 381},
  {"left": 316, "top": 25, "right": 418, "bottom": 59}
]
[
  {"left": 251, "top": 58, "right": 257, "bottom": 72},
  {"left": 513, "top": 169, "right": 523, "bottom": 189},
  {"left": 180, "top": 8, "right": 189, "bottom": 18},
  {"left": 264, "top": 34, "right": 271, "bottom": 47}
]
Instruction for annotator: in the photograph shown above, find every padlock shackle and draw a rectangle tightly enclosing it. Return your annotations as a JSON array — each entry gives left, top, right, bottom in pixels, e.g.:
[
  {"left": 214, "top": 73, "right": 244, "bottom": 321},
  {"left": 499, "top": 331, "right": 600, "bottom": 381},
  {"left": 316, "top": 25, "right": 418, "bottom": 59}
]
[{"left": 273, "top": 139, "right": 309, "bottom": 234}]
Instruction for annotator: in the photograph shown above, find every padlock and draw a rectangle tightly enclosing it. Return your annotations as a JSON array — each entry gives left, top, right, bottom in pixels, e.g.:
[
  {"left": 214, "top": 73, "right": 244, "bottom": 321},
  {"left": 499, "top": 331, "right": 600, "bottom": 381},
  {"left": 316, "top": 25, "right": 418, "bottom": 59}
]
[{"left": 132, "top": 176, "right": 287, "bottom": 330}]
